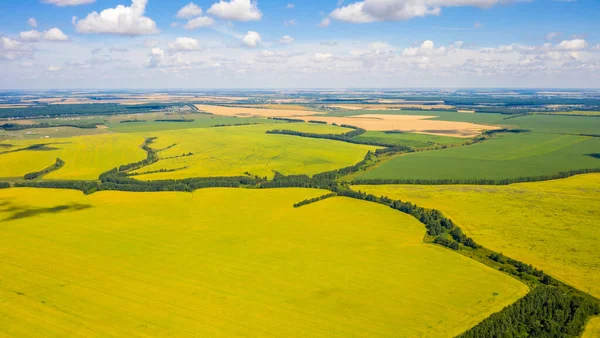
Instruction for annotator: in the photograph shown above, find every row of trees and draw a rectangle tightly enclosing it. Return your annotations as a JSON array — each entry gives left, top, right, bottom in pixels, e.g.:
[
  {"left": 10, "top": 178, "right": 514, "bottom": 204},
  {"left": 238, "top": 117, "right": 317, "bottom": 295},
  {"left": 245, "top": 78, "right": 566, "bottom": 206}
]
[
  {"left": 293, "top": 193, "right": 337, "bottom": 208},
  {"left": 460, "top": 285, "right": 600, "bottom": 338},
  {"left": 24, "top": 158, "right": 65, "bottom": 180},
  {"left": 153, "top": 119, "right": 194, "bottom": 122},
  {"left": 0, "top": 122, "right": 100, "bottom": 130},
  {"left": 0, "top": 182, "right": 10, "bottom": 189},
  {"left": 352, "top": 168, "right": 600, "bottom": 186}
]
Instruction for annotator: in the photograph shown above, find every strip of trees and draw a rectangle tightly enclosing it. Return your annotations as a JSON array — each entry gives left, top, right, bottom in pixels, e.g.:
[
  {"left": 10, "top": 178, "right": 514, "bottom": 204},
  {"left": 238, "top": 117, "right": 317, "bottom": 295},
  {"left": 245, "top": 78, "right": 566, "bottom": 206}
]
[
  {"left": 352, "top": 168, "right": 600, "bottom": 186},
  {"left": 24, "top": 158, "right": 65, "bottom": 180},
  {"left": 0, "top": 182, "right": 10, "bottom": 189},
  {"left": 0, "top": 122, "right": 100, "bottom": 130},
  {"left": 293, "top": 193, "right": 336, "bottom": 208}
]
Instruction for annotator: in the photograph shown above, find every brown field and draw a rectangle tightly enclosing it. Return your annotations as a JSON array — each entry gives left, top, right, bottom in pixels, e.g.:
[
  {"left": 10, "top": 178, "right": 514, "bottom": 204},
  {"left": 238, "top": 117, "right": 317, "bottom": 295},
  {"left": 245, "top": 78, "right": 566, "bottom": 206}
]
[
  {"left": 0, "top": 104, "right": 30, "bottom": 109},
  {"left": 253, "top": 104, "right": 314, "bottom": 111},
  {"left": 296, "top": 114, "right": 500, "bottom": 138},
  {"left": 194, "top": 104, "right": 320, "bottom": 118}
]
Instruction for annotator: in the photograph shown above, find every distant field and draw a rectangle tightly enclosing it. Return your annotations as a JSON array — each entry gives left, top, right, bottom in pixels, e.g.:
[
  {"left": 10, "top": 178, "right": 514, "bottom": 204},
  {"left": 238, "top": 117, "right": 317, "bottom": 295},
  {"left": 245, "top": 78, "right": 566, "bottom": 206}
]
[
  {"left": 106, "top": 115, "right": 280, "bottom": 133},
  {"left": 354, "top": 173, "right": 600, "bottom": 298},
  {"left": 545, "top": 111, "right": 600, "bottom": 116},
  {"left": 501, "top": 114, "right": 600, "bottom": 134},
  {"left": 0, "top": 133, "right": 145, "bottom": 180},
  {"left": 195, "top": 104, "right": 319, "bottom": 117},
  {"left": 0, "top": 187, "right": 527, "bottom": 337},
  {"left": 358, "top": 133, "right": 600, "bottom": 181},
  {"left": 582, "top": 317, "right": 600, "bottom": 338},
  {"left": 133, "top": 123, "right": 372, "bottom": 180},
  {"left": 354, "top": 131, "right": 465, "bottom": 148}
]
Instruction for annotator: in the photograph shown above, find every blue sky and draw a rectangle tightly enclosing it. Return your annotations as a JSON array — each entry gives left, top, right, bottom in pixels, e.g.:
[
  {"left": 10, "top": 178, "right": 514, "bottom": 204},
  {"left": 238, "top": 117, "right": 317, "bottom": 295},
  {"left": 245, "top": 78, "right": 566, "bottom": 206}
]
[{"left": 0, "top": 0, "right": 598, "bottom": 88}]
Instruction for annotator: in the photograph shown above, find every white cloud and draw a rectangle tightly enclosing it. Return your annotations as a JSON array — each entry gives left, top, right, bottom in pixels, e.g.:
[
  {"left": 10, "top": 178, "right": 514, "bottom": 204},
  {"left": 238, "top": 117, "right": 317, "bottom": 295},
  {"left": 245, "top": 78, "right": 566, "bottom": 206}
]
[
  {"left": 241, "top": 31, "right": 261, "bottom": 47},
  {"left": 168, "top": 37, "right": 202, "bottom": 51},
  {"left": 42, "top": 0, "right": 95, "bottom": 6},
  {"left": 207, "top": 0, "right": 262, "bottom": 21},
  {"left": 320, "top": 41, "right": 338, "bottom": 46},
  {"left": 144, "top": 39, "right": 159, "bottom": 48},
  {"left": 43, "top": 28, "right": 70, "bottom": 41},
  {"left": 329, "top": 0, "right": 507, "bottom": 23},
  {"left": 19, "top": 28, "right": 69, "bottom": 42},
  {"left": 48, "top": 66, "right": 61, "bottom": 71},
  {"left": 286, "top": 3, "right": 295, "bottom": 8},
  {"left": 278, "top": 35, "right": 294, "bottom": 44},
  {"left": 544, "top": 32, "right": 561, "bottom": 41},
  {"left": 313, "top": 52, "right": 333, "bottom": 62},
  {"left": 28, "top": 18, "right": 38, "bottom": 28},
  {"left": 556, "top": 39, "right": 588, "bottom": 50},
  {"left": 402, "top": 40, "right": 446, "bottom": 56},
  {"left": 184, "top": 16, "right": 215, "bottom": 29},
  {"left": 318, "top": 18, "right": 331, "bottom": 27},
  {"left": 0, "top": 37, "right": 33, "bottom": 60},
  {"left": 176, "top": 2, "right": 203, "bottom": 19},
  {"left": 19, "top": 30, "right": 43, "bottom": 42},
  {"left": 284, "top": 19, "right": 297, "bottom": 26},
  {"left": 75, "top": 0, "right": 159, "bottom": 35},
  {"left": 481, "top": 44, "right": 514, "bottom": 53},
  {"left": 146, "top": 47, "right": 165, "bottom": 68}
]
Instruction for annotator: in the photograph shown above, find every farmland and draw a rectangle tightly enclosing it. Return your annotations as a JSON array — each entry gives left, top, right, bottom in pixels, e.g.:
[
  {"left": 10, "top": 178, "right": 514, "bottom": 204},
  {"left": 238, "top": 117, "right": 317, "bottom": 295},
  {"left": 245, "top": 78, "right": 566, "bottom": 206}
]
[
  {"left": 357, "top": 132, "right": 600, "bottom": 181},
  {"left": 132, "top": 123, "right": 374, "bottom": 180},
  {"left": 583, "top": 317, "right": 600, "bottom": 338},
  {"left": 354, "top": 131, "right": 466, "bottom": 148},
  {"left": 353, "top": 173, "right": 600, "bottom": 298},
  {"left": 0, "top": 188, "right": 527, "bottom": 337}
]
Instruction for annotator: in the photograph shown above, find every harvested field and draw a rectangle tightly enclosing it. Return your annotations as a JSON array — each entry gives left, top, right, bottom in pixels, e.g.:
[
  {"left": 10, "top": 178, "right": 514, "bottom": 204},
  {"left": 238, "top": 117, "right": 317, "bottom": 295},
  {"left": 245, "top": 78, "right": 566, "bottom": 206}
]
[
  {"left": 354, "top": 173, "right": 600, "bottom": 298},
  {"left": 195, "top": 104, "right": 320, "bottom": 118},
  {"left": 328, "top": 104, "right": 455, "bottom": 110},
  {"left": 297, "top": 114, "right": 500, "bottom": 137},
  {"left": 0, "top": 187, "right": 528, "bottom": 337}
]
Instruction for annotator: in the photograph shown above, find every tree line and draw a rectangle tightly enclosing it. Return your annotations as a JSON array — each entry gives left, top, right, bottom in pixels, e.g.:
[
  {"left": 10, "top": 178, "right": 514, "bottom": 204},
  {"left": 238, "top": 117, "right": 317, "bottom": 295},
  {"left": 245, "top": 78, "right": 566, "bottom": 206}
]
[
  {"left": 293, "top": 193, "right": 337, "bottom": 208},
  {"left": 24, "top": 158, "right": 65, "bottom": 180},
  {"left": 0, "top": 122, "right": 100, "bottom": 131},
  {"left": 352, "top": 168, "right": 600, "bottom": 186}
]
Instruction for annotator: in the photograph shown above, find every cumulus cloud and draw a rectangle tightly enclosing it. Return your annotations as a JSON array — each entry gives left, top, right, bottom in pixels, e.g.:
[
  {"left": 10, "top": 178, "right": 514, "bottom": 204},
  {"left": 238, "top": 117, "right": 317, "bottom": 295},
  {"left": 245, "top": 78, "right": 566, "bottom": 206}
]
[
  {"left": 42, "top": 0, "right": 95, "bottom": 6},
  {"left": 329, "top": 0, "right": 508, "bottom": 23},
  {"left": 318, "top": 18, "right": 331, "bottom": 27},
  {"left": 313, "top": 52, "right": 333, "bottom": 62},
  {"left": 184, "top": 16, "right": 215, "bottom": 29},
  {"left": 207, "top": 0, "right": 262, "bottom": 21},
  {"left": 168, "top": 37, "right": 202, "bottom": 51},
  {"left": 43, "top": 28, "right": 70, "bottom": 41},
  {"left": 481, "top": 44, "right": 514, "bottom": 53},
  {"left": 19, "top": 28, "right": 69, "bottom": 42},
  {"left": 0, "top": 37, "right": 33, "bottom": 60},
  {"left": 556, "top": 39, "right": 588, "bottom": 50},
  {"left": 241, "top": 31, "right": 261, "bottom": 47},
  {"left": 48, "top": 66, "right": 61, "bottom": 71},
  {"left": 278, "top": 35, "right": 294, "bottom": 44},
  {"left": 75, "top": 0, "right": 159, "bottom": 35},
  {"left": 176, "top": 2, "right": 204, "bottom": 19},
  {"left": 28, "top": 18, "right": 38, "bottom": 28},
  {"left": 146, "top": 47, "right": 165, "bottom": 68},
  {"left": 402, "top": 40, "right": 446, "bottom": 56}
]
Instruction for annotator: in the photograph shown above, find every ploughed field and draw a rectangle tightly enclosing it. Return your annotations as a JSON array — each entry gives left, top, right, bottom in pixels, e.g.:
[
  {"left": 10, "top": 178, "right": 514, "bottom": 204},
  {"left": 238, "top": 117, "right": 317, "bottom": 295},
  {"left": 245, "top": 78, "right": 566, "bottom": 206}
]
[
  {"left": 0, "top": 188, "right": 527, "bottom": 337},
  {"left": 354, "top": 173, "right": 600, "bottom": 298}
]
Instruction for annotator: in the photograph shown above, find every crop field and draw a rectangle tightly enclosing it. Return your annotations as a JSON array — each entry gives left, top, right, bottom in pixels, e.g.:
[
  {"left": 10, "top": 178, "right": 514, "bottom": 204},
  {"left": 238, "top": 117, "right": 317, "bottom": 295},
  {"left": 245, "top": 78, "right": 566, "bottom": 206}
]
[
  {"left": 501, "top": 114, "right": 600, "bottom": 134},
  {"left": 105, "top": 115, "right": 281, "bottom": 133},
  {"left": 582, "top": 317, "right": 600, "bottom": 338},
  {"left": 133, "top": 123, "right": 373, "bottom": 180},
  {"left": 354, "top": 131, "right": 465, "bottom": 148},
  {"left": 195, "top": 104, "right": 319, "bottom": 117},
  {"left": 0, "top": 187, "right": 527, "bottom": 337},
  {"left": 358, "top": 133, "right": 600, "bottom": 181},
  {"left": 0, "top": 133, "right": 146, "bottom": 180},
  {"left": 353, "top": 173, "right": 600, "bottom": 298}
]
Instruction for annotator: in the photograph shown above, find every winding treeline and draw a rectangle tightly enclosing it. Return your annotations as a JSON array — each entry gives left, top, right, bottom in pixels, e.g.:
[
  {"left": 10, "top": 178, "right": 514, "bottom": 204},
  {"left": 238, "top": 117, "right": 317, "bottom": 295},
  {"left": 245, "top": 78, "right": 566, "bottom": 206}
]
[
  {"left": 352, "top": 168, "right": 600, "bottom": 186},
  {"left": 459, "top": 286, "right": 600, "bottom": 338},
  {"left": 293, "top": 193, "right": 337, "bottom": 208},
  {"left": 118, "top": 137, "right": 159, "bottom": 172},
  {"left": 24, "top": 158, "right": 65, "bottom": 180},
  {"left": 0, "top": 122, "right": 100, "bottom": 130}
]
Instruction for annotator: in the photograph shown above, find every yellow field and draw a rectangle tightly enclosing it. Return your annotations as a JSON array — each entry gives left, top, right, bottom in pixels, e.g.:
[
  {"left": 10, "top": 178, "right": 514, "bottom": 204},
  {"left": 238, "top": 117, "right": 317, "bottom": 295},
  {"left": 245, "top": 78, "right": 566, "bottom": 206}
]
[
  {"left": 354, "top": 174, "right": 600, "bottom": 298},
  {"left": 0, "top": 187, "right": 527, "bottom": 337},
  {"left": 582, "top": 317, "right": 600, "bottom": 338},
  {"left": 133, "top": 124, "right": 374, "bottom": 180},
  {"left": 0, "top": 133, "right": 146, "bottom": 180}
]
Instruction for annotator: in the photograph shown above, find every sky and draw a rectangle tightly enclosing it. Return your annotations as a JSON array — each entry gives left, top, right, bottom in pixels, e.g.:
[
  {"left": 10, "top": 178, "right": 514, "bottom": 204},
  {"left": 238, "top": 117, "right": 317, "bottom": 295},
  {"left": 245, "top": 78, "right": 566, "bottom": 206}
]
[{"left": 0, "top": 0, "right": 598, "bottom": 89}]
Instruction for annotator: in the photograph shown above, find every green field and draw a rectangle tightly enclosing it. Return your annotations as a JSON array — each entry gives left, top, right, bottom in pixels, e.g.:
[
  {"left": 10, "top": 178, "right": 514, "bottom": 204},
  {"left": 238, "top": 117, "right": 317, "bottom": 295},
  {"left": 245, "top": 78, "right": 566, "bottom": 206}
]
[
  {"left": 353, "top": 131, "right": 465, "bottom": 148},
  {"left": 133, "top": 123, "right": 373, "bottom": 180},
  {"left": 354, "top": 173, "right": 600, "bottom": 298},
  {"left": 0, "top": 187, "right": 527, "bottom": 337},
  {"left": 358, "top": 133, "right": 600, "bottom": 181},
  {"left": 106, "top": 115, "right": 282, "bottom": 133}
]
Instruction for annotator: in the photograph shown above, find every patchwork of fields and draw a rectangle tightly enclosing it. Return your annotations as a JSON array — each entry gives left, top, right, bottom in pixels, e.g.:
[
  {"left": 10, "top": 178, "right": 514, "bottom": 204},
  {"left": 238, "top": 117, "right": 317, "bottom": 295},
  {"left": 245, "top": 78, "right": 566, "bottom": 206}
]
[
  {"left": 354, "top": 173, "right": 600, "bottom": 298},
  {"left": 358, "top": 133, "right": 600, "bottom": 181},
  {"left": 0, "top": 188, "right": 527, "bottom": 337}
]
